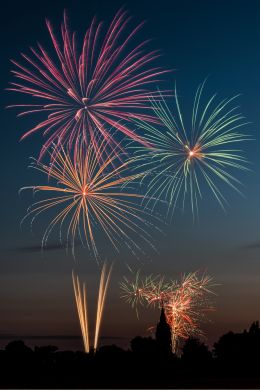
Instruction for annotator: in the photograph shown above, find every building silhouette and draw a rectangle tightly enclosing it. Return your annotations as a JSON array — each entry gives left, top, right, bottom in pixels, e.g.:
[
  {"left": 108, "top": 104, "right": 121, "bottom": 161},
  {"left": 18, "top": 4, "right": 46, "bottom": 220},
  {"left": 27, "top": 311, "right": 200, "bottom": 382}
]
[{"left": 155, "top": 307, "right": 172, "bottom": 355}]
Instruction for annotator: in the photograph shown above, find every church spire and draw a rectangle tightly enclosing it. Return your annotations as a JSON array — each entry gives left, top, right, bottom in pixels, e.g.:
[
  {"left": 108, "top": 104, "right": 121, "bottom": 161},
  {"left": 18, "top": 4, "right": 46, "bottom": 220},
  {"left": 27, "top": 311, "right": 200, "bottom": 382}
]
[{"left": 155, "top": 307, "right": 172, "bottom": 355}]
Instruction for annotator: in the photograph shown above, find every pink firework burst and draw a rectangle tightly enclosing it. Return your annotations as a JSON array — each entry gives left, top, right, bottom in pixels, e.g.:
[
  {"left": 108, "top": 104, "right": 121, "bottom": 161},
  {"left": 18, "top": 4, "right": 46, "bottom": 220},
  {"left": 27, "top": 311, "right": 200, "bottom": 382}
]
[{"left": 8, "top": 9, "right": 168, "bottom": 160}]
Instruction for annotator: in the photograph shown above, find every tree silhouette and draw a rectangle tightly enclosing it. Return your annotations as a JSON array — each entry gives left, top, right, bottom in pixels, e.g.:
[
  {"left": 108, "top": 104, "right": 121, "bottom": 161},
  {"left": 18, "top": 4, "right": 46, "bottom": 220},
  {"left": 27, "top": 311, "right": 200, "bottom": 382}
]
[
  {"left": 214, "top": 321, "right": 260, "bottom": 375},
  {"left": 5, "top": 340, "right": 33, "bottom": 355},
  {"left": 131, "top": 336, "right": 158, "bottom": 357},
  {"left": 182, "top": 337, "right": 211, "bottom": 366},
  {"left": 249, "top": 320, "right": 259, "bottom": 334}
]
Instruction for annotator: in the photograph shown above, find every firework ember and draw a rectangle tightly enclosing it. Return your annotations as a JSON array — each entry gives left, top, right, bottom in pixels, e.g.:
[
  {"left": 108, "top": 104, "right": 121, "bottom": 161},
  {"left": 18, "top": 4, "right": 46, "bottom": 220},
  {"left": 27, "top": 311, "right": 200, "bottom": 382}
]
[
  {"left": 130, "top": 81, "right": 250, "bottom": 219},
  {"left": 8, "top": 9, "right": 168, "bottom": 160},
  {"left": 120, "top": 270, "right": 216, "bottom": 353},
  {"left": 20, "top": 138, "right": 156, "bottom": 259}
]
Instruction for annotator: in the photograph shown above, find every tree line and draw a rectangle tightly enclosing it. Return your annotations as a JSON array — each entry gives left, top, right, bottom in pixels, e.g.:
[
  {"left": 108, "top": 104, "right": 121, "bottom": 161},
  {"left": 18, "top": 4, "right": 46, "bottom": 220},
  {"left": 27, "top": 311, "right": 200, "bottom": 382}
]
[{"left": 0, "top": 320, "right": 260, "bottom": 388}]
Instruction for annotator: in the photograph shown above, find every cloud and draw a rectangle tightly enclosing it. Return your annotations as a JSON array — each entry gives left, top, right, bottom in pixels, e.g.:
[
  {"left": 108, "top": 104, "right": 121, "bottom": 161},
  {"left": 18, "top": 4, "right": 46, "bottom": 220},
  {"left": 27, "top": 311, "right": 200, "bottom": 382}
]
[
  {"left": 8, "top": 241, "right": 81, "bottom": 253},
  {"left": 239, "top": 242, "right": 260, "bottom": 251}
]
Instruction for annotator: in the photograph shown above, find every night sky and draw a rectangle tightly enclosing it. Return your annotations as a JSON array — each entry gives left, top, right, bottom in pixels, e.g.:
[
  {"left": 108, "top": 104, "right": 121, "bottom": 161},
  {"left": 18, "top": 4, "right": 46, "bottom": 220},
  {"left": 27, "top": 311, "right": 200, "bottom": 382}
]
[{"left": 1, "top": 0, "right": 260, "bottom": 350}]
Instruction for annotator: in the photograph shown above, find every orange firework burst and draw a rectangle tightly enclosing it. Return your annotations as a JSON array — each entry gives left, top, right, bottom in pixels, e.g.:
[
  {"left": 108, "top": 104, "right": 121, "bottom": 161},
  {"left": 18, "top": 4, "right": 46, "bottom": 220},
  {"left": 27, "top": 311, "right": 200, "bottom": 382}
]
[{"left": 20, "top": 138, "right": 156, "bottom": 259}]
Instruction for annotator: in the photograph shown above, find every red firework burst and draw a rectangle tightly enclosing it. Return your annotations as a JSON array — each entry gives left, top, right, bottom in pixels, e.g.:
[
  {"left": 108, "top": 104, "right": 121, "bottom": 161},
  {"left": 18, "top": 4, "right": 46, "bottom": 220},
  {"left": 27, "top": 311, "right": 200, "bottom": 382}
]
[{"left": 8, "top": 9, "right": 168, "bottom": 160}]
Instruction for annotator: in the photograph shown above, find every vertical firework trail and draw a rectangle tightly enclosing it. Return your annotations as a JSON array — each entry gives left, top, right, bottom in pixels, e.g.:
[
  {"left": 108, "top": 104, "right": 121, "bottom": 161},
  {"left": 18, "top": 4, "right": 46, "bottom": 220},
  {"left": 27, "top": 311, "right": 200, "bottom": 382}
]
[
  {"left": 94, "top": 262, "right": 113, "bottom": 351},
  {"left": 72, "top": 263, "right": 113, "bottom": 353},
  {"left": 72, "top": 271, "right": 90, "bottom": 353}
]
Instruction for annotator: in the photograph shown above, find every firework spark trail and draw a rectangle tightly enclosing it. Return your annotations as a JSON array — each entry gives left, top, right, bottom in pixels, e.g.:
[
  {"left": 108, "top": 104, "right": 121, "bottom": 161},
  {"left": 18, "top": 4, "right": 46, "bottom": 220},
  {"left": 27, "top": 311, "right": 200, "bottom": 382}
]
[
  {"left": 129, "top": 81, "right": 250, "bottom": 219},
  {"left": 120, "top": 270, "right": 216, "bottom": 352},
  {"left": 164, "top": 273, "right": 210, "bottom": 352},
  {"left": 72, "top": 271, "right": 90, "bottom": 353},
  {"left": 20, "top": 137, "right": 157, "bottom": 259},
  {"left": 72, "top": 263, "right": 112, "bottom": 353},
  {"left": 94, "top": 262, "right": 113, "bottom": 351},
  {"left": 120, "top": 270, "right": 155, "bottom": 317},
  {"left": 8, "top": 9, "right": 169, "bottom": 160}
]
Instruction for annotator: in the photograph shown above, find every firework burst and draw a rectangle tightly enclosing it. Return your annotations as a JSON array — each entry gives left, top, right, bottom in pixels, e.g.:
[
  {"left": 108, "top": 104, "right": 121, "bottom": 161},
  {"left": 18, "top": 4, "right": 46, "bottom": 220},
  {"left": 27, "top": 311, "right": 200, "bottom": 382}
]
[
  {"left": 120, "top": 270, "right": 216, "bottom": 353},
  {"left": 164, "top": 273, "right": 215, "bottom": 352},
  {"left": 130, "top": 81, "right": 250, "bottom": 219},
  {"left": 8, "top": 9, "right": 168, "bottom": 160},
  {"left": 20, "top": 138, "right": 156, "bottom": 259}
]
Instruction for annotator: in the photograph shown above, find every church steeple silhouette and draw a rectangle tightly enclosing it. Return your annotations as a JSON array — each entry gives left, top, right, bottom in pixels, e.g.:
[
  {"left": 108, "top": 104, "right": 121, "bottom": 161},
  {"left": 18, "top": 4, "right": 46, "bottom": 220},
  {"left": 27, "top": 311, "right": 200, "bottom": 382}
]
[{"left": 155, "top": 307, "right": 172, "bottom": 355}]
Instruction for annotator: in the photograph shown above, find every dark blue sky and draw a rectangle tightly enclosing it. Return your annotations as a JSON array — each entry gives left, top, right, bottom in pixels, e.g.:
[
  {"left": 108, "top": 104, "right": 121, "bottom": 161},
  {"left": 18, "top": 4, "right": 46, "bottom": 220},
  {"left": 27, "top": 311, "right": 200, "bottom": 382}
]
[{"left": 1, "top": 0, "right": 260, "bottom": 349}]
